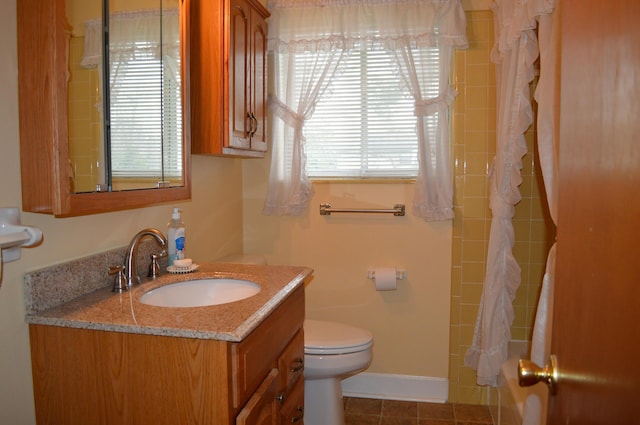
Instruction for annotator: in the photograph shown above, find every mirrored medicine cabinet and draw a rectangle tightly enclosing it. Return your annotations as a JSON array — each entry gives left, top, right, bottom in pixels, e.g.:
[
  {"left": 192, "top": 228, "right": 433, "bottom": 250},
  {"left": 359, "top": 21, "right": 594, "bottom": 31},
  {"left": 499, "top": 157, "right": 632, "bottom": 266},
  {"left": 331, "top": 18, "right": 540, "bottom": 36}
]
[{"left": 17, "top": 0, "right": 191, "bottom": 217}]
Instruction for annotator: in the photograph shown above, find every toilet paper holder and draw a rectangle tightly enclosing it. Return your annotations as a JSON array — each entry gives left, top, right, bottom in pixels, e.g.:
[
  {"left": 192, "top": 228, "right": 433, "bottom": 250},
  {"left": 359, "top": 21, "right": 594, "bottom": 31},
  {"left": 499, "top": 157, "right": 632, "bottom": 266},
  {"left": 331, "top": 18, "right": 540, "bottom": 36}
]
[{"left": 367, "top": 268, "right": 406, "bottom": 280}]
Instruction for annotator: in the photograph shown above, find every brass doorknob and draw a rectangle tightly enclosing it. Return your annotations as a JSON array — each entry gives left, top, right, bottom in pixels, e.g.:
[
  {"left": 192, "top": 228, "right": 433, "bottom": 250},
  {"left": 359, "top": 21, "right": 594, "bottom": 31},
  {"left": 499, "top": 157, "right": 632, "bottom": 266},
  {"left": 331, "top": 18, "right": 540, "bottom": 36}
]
[{"left": 518, "top": 355, "right": 558, "bottom": 395}]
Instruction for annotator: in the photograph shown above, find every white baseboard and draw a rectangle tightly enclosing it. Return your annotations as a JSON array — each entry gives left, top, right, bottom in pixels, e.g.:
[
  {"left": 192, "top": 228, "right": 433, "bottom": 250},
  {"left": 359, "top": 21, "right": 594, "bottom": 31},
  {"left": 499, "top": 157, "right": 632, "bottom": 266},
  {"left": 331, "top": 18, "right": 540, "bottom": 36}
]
[{"left": 341, "top": 372, "right": 449, "bottom": 403}]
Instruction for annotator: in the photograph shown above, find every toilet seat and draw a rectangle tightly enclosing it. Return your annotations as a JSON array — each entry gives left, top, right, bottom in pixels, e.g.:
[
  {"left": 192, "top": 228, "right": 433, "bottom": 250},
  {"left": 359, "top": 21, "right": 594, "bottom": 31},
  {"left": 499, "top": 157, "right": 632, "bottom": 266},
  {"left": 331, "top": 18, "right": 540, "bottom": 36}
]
[{"left": 304, "top": 320, "right": 373, "bottom": 355}]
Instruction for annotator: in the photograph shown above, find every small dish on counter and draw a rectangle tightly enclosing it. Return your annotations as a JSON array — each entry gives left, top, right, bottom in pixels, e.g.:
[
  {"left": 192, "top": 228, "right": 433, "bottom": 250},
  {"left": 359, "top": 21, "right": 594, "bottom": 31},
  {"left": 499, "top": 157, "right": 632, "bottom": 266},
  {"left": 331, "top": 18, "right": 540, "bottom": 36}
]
[{"left": 167, "top": 263, "right": 199, "bottom": 274}]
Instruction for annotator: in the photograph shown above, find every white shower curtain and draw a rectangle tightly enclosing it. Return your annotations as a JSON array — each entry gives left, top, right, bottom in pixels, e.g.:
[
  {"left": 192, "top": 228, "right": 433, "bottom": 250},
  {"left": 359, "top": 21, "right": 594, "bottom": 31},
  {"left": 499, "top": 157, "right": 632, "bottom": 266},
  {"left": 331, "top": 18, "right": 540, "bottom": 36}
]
[
  {"left": 464, "top": 0, "right": 557, "bottom": 390},
  {"left": 464, "top": 0, "right": 538, "bottom": 387}
]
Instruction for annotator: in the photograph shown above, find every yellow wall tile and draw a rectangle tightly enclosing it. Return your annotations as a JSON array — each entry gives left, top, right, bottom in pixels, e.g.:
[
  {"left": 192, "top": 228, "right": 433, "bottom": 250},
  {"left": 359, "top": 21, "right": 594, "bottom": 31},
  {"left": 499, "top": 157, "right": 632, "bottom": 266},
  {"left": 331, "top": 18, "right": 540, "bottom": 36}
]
[
  {"left": 462, "top": 241, "right": 486, "bottom": 263},
  {"left": 461, "top": 261, "right": 486, "bottom": 283},
  {"left": 464, "top": 109, "right": 489, "bottom": 132},
  {"left": 461, "top": 283, "right": 484, "bottom": 304},
  {"left": 462, "top": 197, "right": 489, "bottom": 219},
  {"left": 465, "top": 86, "right": 489, "bottom": 109},
  {"left": 512, "top": 220, "right": 531, "bottom": 242},
  {"left": 463, "top": 176, "right": 488, "bottom": 198},
  {"left": 466, "top": 64, "right": 489, "bottom": 87},
  {"left": 68, "top": 35, "right": 102, "bottom": 193},
  {"left": 463, "top": 219, "right": 487, "bottom": 240},
  {"left": 464, "top": 131, "right": 489, "bottom": 153}
]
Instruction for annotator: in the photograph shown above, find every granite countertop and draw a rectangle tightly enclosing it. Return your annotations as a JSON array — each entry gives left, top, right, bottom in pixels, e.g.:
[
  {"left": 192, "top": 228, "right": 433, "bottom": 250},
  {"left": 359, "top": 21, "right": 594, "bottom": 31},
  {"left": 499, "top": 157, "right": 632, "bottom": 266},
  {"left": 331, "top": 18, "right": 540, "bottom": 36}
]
[{"left": 25, "top": 262, "right": 312, "bottom": 342}]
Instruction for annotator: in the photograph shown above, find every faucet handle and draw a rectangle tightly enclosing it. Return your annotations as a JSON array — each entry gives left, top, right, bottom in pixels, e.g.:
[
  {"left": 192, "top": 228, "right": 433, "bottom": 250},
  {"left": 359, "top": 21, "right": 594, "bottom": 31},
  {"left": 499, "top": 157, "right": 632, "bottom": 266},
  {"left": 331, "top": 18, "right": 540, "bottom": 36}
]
[
  {"left": 108, "top": 265, "right": 128, "bottom": 293},
  {"left": 148, "top": 251, "right": 167, "bottom": 279}
]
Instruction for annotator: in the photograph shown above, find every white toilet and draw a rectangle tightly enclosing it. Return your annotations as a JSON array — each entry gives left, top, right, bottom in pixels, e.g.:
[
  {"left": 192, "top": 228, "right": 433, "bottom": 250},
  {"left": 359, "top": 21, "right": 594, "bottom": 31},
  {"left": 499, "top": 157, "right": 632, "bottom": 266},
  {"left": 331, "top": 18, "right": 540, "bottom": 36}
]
[
  {"left": 303, "top": 319, "right": 374, "bottom": 425},
  {"left": 217, "top": 254, "right": 374, "bottom": 425}
]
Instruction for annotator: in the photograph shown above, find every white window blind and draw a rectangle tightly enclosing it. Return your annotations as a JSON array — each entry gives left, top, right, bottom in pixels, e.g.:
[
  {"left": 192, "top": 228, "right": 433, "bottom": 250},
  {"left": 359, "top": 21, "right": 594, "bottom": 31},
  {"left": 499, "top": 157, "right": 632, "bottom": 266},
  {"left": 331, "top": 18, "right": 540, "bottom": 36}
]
[
  {"left": 303, "top": 45, "right": 441, "bottom": 179},
  {"left": 109, "top": 49, "right": 182, "bottom": 179}
]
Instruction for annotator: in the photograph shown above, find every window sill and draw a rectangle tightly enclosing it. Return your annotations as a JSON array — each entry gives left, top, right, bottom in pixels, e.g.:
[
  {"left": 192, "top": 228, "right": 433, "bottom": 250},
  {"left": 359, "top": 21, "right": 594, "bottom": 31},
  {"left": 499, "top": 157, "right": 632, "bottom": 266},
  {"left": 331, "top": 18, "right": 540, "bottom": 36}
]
[{"left": 310, "top": 178, "right": 416, "bottom": 184}]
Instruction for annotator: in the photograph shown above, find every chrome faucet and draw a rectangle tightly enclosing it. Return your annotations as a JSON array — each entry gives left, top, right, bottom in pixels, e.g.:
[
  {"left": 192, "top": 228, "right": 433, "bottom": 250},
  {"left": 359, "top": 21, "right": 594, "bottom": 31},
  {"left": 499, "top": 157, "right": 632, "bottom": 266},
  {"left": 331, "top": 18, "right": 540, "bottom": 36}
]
[{"left": 124, "top": 228, "right": 168, "bottom": 287}]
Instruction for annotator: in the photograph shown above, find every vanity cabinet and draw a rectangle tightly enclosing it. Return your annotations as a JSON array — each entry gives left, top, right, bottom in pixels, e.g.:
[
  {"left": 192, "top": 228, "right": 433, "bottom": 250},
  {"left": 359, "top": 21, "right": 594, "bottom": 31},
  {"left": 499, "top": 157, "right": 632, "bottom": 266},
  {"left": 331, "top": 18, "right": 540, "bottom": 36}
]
[
  {"left": 28, "top": 285, "right": 305, "bottom": 424},
  {"left": 190, "top": 0, "right": 269, "bottom": 157}
]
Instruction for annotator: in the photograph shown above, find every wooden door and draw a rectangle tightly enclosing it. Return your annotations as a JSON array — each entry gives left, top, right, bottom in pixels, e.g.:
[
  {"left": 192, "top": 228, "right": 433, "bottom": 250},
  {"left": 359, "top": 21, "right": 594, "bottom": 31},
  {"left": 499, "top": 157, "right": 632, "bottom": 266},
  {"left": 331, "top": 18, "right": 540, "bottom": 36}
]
[{"left": 549, "top": 0, "right": 640, "bottom": 422}]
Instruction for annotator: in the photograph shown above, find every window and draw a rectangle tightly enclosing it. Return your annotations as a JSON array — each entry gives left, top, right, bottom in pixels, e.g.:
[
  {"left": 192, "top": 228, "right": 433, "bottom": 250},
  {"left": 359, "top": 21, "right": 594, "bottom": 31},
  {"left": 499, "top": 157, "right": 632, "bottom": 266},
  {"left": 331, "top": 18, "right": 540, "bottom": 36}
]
[
  {"left": 302, "top": 45, "right": 441, "bottom": 179},
  {"left": 264, "top": 0, "right": 467, "bottom": 219},
  {"left": 109, "top": 49, "right": 183, "bottom": 180}
]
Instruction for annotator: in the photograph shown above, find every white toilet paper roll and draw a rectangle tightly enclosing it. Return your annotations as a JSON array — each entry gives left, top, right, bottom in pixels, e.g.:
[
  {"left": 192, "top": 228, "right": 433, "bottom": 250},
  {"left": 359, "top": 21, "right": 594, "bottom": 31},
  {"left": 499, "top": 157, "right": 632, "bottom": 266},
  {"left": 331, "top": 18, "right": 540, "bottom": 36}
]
[{"left": 374, "top": 268, "right": 397, "bottom": 291}]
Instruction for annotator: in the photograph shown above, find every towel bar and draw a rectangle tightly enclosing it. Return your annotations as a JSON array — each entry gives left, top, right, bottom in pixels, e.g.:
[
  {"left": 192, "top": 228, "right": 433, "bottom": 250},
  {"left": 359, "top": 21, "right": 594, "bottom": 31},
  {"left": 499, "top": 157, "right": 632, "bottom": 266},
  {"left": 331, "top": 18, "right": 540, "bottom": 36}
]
[{"left": 319, "top": 203, "right": 405, "bottom": 216}]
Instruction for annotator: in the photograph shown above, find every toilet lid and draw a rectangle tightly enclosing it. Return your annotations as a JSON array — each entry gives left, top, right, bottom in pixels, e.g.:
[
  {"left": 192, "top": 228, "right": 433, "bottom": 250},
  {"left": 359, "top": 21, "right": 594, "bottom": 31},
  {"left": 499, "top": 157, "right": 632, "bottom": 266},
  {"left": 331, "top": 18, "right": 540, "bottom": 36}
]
[{"left": 304, "top": 320, "right": 374, "bottom": 355}]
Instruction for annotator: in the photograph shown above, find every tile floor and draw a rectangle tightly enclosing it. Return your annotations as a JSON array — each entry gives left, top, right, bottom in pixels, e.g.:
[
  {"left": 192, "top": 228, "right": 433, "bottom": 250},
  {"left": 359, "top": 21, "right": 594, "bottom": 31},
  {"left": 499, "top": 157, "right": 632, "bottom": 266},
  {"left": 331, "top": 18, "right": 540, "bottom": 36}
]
[{"left": 343, "top": 397, "right": 495, "bottom": 425}]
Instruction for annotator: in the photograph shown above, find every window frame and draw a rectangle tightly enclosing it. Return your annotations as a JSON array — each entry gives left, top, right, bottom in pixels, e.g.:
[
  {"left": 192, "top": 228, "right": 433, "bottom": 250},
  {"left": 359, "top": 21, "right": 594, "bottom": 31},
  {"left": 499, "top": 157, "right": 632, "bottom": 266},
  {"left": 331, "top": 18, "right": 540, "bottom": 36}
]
[{"left": 296, "top": 44, "right": 443, "bottom": 181}]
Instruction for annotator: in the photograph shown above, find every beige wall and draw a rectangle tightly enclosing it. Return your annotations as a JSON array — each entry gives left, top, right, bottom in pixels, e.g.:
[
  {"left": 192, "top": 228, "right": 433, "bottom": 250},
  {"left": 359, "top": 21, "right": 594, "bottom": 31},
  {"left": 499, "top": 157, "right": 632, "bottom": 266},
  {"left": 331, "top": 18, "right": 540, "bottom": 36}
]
[
  {"left": 0, "top": 1, "right": 244, "bottom": 423},
  {"left": 243, "top": 167, "right": 453, "bottom": 377}
]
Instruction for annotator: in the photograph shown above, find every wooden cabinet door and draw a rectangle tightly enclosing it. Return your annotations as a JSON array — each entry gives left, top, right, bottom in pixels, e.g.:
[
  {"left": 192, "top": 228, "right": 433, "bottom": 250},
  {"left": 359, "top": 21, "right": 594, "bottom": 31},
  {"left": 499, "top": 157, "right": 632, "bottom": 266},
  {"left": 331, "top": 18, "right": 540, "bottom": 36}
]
[
  {"left": 29, "top": 326, "right": 232, "bottom": 425},
  {"left": 277, "top": 330, "right": 305, "bottom": 423},
  {"left": 280, "top": 378, "right": 305, "bottom": 424},
  {"left": 236, "top": 369, "right": 280, "bottom": 425},
  {"left": 278, "top": 330, "right": 304, "bottom": 393},
  {"left": 190, "top": 0, "right": 268, "bottom": 157},
  {"left": 229, "top": 0, "right": 268, "bottom": 153},
  {"left": 249, "top": 6, "right": 268, "bottom": 152},
  {"left": 229, "top": 0, "right": 251, "bottom": 150}
]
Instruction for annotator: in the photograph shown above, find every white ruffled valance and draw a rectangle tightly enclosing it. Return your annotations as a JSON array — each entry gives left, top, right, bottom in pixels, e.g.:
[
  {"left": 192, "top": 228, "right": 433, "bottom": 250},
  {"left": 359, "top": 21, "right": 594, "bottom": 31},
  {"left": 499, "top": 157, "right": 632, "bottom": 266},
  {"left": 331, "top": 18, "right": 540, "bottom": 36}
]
[
  {"left": 268, "top": 0, "right": 468, "bottom": 53},
  {"left": 81, "top": 8, "right": 180, "bottom": 72}
]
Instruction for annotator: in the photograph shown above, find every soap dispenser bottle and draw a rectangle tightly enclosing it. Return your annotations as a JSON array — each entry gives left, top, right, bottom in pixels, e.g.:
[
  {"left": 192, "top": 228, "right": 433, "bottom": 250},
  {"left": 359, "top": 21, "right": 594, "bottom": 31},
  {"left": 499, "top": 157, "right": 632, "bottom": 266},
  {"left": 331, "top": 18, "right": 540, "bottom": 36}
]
[{"left": 167, "top": 208, "right": 186, "bottom": 266}]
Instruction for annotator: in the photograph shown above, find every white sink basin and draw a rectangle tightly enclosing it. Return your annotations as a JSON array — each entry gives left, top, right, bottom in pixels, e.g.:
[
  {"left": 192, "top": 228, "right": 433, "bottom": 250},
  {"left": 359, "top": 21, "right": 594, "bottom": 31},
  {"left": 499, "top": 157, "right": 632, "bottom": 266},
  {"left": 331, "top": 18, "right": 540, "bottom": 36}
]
[{"left": 140, "top": 278, "right": 261, "bottom": 308}]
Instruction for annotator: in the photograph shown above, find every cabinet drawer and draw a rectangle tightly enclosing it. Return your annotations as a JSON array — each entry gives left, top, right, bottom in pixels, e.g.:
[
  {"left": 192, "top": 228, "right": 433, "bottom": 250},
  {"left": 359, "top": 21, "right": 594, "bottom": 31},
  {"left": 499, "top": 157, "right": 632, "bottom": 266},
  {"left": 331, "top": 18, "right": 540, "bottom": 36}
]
[
  {"left": 236, "top": 368, "right": 280, "bottom": 425},
  {"left": 280, "top": 378, "right": 304, "bottom": 424},
  {"left": 279, "top": 329, "right": 304, "bottom": 393},
  {"left": 232, "top": 286, "right": 304, "bottom": 409}
]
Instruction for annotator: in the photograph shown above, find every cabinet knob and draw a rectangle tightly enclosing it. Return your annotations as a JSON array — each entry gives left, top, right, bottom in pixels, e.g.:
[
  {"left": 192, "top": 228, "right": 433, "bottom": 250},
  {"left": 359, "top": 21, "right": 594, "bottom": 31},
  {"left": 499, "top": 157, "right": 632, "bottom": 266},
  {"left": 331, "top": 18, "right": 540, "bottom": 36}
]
[
  {"left": 275, "top": 392, "right": 286, "bottom": 403},
  {"left": 290, "top": 405, "right": 304, "bottom": 423},
  {"left": 290, "top": 357, "right": 304, "bottom": 373}
]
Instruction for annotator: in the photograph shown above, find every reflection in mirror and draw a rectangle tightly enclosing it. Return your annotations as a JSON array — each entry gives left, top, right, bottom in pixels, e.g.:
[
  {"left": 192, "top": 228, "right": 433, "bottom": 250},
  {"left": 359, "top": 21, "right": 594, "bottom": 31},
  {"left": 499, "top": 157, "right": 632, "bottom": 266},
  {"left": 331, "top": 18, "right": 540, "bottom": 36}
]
[{"left": 66, "top": 0, "right": 183, "bottom": 194}]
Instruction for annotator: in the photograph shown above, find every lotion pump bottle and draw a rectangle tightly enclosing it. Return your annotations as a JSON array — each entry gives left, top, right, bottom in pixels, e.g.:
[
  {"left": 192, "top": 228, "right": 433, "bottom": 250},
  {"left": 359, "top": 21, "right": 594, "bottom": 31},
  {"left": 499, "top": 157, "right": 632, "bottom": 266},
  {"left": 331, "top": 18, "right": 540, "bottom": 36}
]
[{"left": 167, "top": 208, "right": 186, "bottom": 266}]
